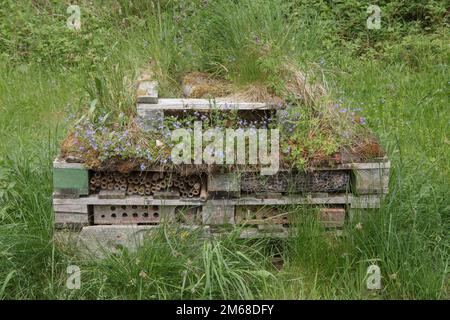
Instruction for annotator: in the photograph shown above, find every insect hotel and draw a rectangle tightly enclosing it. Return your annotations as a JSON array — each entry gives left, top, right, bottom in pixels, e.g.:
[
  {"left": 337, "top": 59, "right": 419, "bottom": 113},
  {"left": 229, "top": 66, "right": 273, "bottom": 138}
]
[{"left": 53, "top": 72, "right": 390, "bottom": 254}]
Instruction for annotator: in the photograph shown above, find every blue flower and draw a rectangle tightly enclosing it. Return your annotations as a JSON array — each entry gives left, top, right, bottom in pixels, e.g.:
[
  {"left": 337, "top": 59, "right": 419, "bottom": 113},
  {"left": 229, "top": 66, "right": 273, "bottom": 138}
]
[{"left": 140, "top": 164, "right": 145, "bottom": 171}]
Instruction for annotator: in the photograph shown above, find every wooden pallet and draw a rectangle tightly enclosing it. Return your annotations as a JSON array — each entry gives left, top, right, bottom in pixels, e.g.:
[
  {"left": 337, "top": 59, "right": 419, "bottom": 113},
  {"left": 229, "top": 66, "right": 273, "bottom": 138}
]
[{"left": 53, "top": 157, "right": 389, "bottom": 253}]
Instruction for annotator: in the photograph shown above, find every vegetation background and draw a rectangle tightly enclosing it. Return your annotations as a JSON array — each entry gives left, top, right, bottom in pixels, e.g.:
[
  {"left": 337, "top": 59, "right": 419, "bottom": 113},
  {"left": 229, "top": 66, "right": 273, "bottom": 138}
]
[{"left": 0, "top": 0, "right": 448, "bottom": 299}]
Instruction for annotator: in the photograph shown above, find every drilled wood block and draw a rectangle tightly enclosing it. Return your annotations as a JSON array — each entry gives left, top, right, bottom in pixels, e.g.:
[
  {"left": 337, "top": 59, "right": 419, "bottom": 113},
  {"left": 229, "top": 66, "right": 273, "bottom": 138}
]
[{"left": 93, "top": 205, "right": 176, "bottom": 225}]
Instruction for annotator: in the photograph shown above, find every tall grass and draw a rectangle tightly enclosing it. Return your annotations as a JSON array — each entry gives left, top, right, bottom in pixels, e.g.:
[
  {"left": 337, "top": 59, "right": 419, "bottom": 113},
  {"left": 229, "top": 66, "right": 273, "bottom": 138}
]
[{"left": 0, "top": 0, "right": 448, "bottom": 299}]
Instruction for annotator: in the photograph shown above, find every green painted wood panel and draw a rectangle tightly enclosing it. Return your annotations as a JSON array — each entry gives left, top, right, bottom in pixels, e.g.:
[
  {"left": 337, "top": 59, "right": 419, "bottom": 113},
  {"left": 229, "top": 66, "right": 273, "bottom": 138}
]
[{"left": 53, "top": 167, "right": 89, "bottom": 195}]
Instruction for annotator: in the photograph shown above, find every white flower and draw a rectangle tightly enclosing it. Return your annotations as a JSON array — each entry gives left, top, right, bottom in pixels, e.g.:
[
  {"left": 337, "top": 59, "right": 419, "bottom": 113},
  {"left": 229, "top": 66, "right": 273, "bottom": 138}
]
[{"left": 156, "top": 140, "right": 164, "bottom": 147}]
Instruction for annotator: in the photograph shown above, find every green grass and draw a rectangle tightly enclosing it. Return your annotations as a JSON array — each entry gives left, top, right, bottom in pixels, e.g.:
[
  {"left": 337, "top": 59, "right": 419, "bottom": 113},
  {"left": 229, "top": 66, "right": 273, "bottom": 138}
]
[{"left": 0, "top": 0, "right": 448, "bottom": 299}]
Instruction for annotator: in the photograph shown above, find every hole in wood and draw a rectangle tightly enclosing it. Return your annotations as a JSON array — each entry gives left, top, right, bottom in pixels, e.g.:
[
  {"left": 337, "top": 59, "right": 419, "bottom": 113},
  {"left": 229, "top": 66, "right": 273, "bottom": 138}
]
[
  {"left": 110, "top": 206, "right": 116, "bottom": 211},
  {"left": 153, "top": 212, "right": 159, "bottom": 218}
]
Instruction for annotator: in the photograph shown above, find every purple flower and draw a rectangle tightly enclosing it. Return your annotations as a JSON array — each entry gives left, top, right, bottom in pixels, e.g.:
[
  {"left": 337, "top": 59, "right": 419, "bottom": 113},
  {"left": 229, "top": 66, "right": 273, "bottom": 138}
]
[
  {"left": 140, "top": 164, "right": 145, "bottom": 171},
  {"left": 339, "top": 108, "right": 347, "bottom": 113},
  {"left": 359, "top": 117, "right": 366, "bottom": 125}
]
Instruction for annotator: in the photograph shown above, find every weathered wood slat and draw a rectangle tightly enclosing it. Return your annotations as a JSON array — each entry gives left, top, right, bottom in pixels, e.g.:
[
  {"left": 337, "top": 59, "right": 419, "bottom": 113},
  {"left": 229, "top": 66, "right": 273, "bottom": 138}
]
[
  {"left": 53, "top": 203, "right": 88, "bottom": 213},
  {"left": 77, "top": 225, "right": 210, "bottom": 257},
  {"left": 137, "top": 98, "right": 275, "bottom": 111},
  {"left": 318, "top": 208, "right": 346, "bottom": 228},
  {"left": 202, "top": 204, "right": 235, "bottom": 225},
  {"left": 52, "top": 194, "right": 357, "bottom": 206},
  {"left": 55, "top": 212, "right": 89, "bottom": 224},
  {"left": 353, "top": 166, "right": 389, "bottom": 194}
]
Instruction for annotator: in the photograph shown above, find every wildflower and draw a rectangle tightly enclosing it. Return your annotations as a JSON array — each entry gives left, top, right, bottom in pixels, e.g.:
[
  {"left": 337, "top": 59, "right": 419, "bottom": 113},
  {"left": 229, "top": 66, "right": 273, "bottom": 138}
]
[
  {"left": 355, "top": 222, "right": 363, "bottom": 230},
  {"left": 339, "top": 108, "right": 347, "bottom": 113},
  {"left": 140, "top": 163, "right": 145, "bottom": 171},
  {"left": 156, "top": 140, "right": 163, "bottom": 147},
  {"left": 359, "top": 117, "right": 367, "bottom": 125}
]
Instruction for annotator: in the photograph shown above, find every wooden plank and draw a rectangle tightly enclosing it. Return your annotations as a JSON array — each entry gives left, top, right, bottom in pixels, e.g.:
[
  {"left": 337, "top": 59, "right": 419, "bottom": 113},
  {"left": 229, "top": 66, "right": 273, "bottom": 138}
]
[
  {"left": 239, "top": 227, "right": 289, "bottom": 239},
  {"left": 53, "top": 203, "right": 88, "bottom": 213},
  {"left": 318, "top": 208, "right": 346, "bottom": 228},
  {"left": 350, "top": 194, "right": 382, "bottom": 209},
  {"left": 136, "top": 80, "right": 158, "bottom": 104},
  {"left": 353, "top": 165, "right": 389, "bottom": 194},
  {"left": 53, "top": 194, "right": 356, "bottom": 206},
  {"left": 137, "top": 98, "right": 274, "bottom": 111},
  {"left": 202, "top": 203, "right": 235, "bottom": 225},
  {"left": 310, "top": 160, "right": 390, "bottom": 171},
  {"left": 53, "top": 158, "right": 86, "bottom": 169},
  {"left": 54, "top": 212, "right": 89, "bottom": 224},
  {"left": 208, "top": 173, "right": 240, "bottom": 196},
  {"left": 77, "top": 225, "right": 209, "bottom": 257},
  {"left": 53, "top": 166, "right": 89, "bottom": 196}
]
